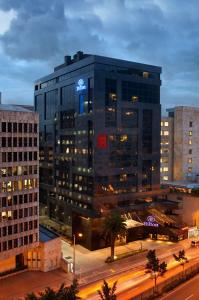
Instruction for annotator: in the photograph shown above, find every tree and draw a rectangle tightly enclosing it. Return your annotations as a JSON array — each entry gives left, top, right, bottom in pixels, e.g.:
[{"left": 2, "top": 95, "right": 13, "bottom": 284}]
[
  {"left": 64, "top": 279, "right": 81, "bottom": 300},
  {"left": 104, "top": 213, "right": 127, "bottom": 262},
  {"left": 173, "top": 250, "right": 188, "bottom": 273},
  {"left": 25, "top": 293, "right": 38, "bottom": 300},
  {"left": 98, "top": 280, "right": 117, "bottom": 300},
  {"left": 24, "top": 280, "right": 81, "bottom": 300},
  {"left": 146, "top": 250, "right": 167, "bottom": 292}
]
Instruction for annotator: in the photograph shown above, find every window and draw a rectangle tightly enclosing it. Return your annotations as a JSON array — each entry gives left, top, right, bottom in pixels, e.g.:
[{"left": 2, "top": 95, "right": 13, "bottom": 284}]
[
  {"left": 163, "top": 176, "right": 168, "bottom": 181},
  {"left": 19, "top": 123, "right": 22, "bottom": 132},
  {"left": 188, "top": 158, "right": 192, "bottom": 163},
  {"left": 189, "top": 140, "right": 192, "bottom": 145},
  {"left": 189, "top": 131, "right": 192, "bottom": 136},
  {"left": 8, "top": 123, "right": 12, "bottom": 132},
  {"left": 79, "top": 94, "right": 85, "bottom": 114},
  {"left": 2, "top": 137, "right": 6, "bottom": 147},
  {"left": 189, "top": 121, "right": 192, "bottom": 127},
  {"left": 2, "top": 122, "right": 6, "bottom": 132},
  {"left": 164, "top": 131, "right": 169, "bottom": 136},
  {"left": 189, "top": 149, "right": 192, "bottom": 154},
  {"left": 13, "top": 123, "right": 17, "bottom": 132},
  {"left": 163, "top": 167, "right": 169, "bottom": 172},
  {"left": 34, "top": 138, "right": 37, "bottom": 147},
  {"left": 164, "top": 122, "right": 169, "bottom": 126},
  {"left": 34, "top": 124, "right": 38, "bottom": 133},
  {"left": 188, "top": 167, "right": 192, "bottom": 173},
  {"left": 24, "top": 123, "right": 27, "bottom": 133}
]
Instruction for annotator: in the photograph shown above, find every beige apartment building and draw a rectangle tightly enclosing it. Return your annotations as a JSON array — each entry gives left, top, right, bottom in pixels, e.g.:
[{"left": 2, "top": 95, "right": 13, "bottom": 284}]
[
  {"left": 161, "top": 106, "right": 199, "bottom": 183},
  {"left": 0, "top": 105, "right": 39, "bottom": 273}
]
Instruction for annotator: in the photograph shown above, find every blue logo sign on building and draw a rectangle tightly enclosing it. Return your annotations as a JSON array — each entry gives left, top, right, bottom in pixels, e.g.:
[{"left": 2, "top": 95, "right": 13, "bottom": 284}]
[
  {"left": 76, "top": 79, "right": 86, "bottom": 92},
  {"left": 144, "top": 215, "right": 159, "bottom": 227}
]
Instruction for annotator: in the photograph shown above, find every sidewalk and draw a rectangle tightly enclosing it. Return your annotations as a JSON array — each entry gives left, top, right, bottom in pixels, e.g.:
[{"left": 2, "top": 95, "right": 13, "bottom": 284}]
[{"left": 0, "top": 269, "right": 71, "bottom": 300}]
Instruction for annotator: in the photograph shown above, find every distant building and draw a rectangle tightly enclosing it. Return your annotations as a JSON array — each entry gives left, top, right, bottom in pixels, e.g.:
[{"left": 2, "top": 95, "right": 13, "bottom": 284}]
[
  {"left": 0, "top": 104, "right": 39, "bottom": 274},
  {"left": 161, "top": 106, "right": 199, "bottom": 182}
]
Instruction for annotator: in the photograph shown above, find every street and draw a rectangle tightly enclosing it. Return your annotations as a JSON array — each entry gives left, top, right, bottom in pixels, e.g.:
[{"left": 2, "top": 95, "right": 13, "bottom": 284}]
[
  {"left": 160, "top": 273, "right": 199, "bottom": 300},
  {"left": 0, "top": 237, "right": 197, "bottom": 299}
]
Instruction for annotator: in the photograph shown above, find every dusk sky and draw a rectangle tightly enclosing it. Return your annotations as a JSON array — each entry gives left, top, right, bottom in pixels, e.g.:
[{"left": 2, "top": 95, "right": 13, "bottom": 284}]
[{"left": 0, "top": 0, "right": 199, "bottom": 112}]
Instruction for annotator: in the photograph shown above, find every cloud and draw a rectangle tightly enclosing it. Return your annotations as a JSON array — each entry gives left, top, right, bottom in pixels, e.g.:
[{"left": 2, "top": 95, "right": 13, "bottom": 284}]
[
  {"left": 0, "top": 9, "right": 16, "bottom": 34},
  {"left": 0, "top": 0, "right": 199, "bottom": 109}
]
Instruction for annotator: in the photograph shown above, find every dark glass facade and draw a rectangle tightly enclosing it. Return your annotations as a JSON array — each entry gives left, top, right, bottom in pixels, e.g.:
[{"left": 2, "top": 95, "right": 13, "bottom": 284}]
[{"left": 35, "top": 52, "right": 161, "bottom": 250}]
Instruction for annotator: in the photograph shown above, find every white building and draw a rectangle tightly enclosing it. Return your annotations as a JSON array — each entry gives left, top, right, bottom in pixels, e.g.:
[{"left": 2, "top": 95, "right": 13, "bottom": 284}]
[{"left": 161, "top": 106, "right": 199, "bottom": 182}]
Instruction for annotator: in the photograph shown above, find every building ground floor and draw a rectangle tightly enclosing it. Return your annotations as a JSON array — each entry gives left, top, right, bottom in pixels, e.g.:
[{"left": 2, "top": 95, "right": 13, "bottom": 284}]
[
  {"left": 0, "top": 226, "right": 62, "bottom": 276},
  {"left": 40, "top": 196, "right": 189, "bottom": 250}
]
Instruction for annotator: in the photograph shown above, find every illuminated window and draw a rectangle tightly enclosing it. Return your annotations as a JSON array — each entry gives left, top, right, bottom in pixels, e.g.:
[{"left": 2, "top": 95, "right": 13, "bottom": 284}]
[
  {"left": 1, "top": 168, "right": 7, "bottom": 177},
  {"left": 131, "top": 96, "right": 138, "bottom": 103},
  {"left": 188, "top": 158, "right": 192, "bottom": 163},
  {"left": 109, "top": 93, "right": 117, "bottom": 101},
  {"left": 163, "top": 167, "right": 169, "bottom": 172},
  {"left": 164, "top": 122, "right": 169, "bottom": 126},
  {"left": 161, "top": 121, "right": 163, "bottom": 126},
  {"left": 160, "top": 167, "right": 162, "bottom": 172},
  {"left": 7, "top": 181, "right": 12, "bottom": 192},
  {"left": 189, "top": 131, "right": 192, "bottom": 136},
  {"left": 120, "top": 135, "right": 128, "bottom": 142},
  {"left": 163, "top": 176, "right": 168, "bottom": 181},
  {"left": 120, "top": 174, "right": 127, "bottom": 182},
  {"left": 188, "top": 167, "right": 192, "bottom": 173},
  {"left": 1, "top": 212, "right": 7, "bottom": 219},
  {"left": 164, "top": 131, "right": 169, "bottom": 136},
  {"left": 143, "top": 71, "right": 149, "bottom": 78},
  {"left": 189, "top": 140, "right": 192, "bottom": 145}
]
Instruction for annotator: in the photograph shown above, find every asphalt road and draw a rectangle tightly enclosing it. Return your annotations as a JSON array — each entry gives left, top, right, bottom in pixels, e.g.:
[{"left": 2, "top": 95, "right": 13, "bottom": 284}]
[
  {"left": 160, "top": 273, "right": 199, "bottom": 300},
  {"left": 80, "top": 241, "right": 199, "bottom": 299}
]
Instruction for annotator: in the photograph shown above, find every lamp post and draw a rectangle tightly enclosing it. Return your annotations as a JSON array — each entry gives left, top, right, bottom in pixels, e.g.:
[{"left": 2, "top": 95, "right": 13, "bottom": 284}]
[
  {"left": 73, "top": 233, "right": 83, "bottom": 278},
  {"left": 73, "top": 234, "right": 76, "bottom": 278}
]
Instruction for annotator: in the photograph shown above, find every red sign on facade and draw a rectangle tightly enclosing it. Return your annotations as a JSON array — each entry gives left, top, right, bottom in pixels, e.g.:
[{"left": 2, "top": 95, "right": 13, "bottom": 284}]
[{"left": 97, "top": 134, "right": 107, "bottom": 149}]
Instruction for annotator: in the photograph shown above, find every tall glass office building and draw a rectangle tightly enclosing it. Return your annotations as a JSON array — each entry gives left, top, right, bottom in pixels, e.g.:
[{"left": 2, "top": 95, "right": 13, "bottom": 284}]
[{"left": 35, "top": 51, "right": 161, "bottom": 249}]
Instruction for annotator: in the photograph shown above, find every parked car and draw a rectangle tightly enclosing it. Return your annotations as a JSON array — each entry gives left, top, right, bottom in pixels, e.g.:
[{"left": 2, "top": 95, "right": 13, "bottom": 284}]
[{"left": 191, "top": 240, "right": 199, "bottom": 247}]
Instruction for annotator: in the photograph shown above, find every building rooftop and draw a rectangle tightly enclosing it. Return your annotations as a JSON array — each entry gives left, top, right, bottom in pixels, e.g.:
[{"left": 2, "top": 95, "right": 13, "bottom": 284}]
[
  {"left": 164, "top": 180, "right": 199, "bottom": 189},
  {"left": 35, "top": 50, "right": 161, "bottom": 84},
  {"left": 0, "top": 104, "right": 33, "bottom": 113},
  {"left": 39, "top": 225, "right": 60, "bottom": 243}
]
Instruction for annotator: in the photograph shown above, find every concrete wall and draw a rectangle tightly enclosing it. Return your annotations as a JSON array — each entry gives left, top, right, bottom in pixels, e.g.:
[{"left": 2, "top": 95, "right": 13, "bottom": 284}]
[
  {"left": 0, "top": 256, "right": 15, "bottom": 273},
  {"left": 24, "top": 237, "right": 62, "bottom": 272}
]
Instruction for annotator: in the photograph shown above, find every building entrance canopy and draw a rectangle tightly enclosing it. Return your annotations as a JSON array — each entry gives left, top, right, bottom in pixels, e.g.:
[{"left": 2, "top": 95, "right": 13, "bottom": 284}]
[{"left": 122, "top": 213, "right": 143, "bottom": 229}]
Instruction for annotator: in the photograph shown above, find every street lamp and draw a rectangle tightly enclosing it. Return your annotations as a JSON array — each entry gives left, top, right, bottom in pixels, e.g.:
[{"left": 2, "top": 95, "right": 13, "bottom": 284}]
[{"left": 73, "top": 233, "right": 83, "bottom": 278}]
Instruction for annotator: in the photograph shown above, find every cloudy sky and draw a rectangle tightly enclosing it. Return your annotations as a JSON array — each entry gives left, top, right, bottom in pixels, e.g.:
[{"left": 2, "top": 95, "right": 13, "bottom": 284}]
[{"left": 0, "top": 0, "right": 199, "bottom": 111}]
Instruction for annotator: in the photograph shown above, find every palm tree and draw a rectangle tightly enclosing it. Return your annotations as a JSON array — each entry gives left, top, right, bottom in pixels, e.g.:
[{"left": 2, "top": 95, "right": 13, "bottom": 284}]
[
  {"left": 104, "top": 213, "right": 127, "bottom": 262},
  {"left": 24, "top": 280, "right": 81, "bottom": 300},
  {"left": 98, "top": 280, "right": 117, "bottom": 300}
]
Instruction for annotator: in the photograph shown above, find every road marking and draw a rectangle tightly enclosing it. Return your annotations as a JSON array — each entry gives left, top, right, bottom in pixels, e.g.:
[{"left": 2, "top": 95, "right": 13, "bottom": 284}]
[
  {"left": 185, "top": 295, "right": 193, "bottom": 300},
  {"left": 160, "top": 274, "right": 199, "bottom": 300}
]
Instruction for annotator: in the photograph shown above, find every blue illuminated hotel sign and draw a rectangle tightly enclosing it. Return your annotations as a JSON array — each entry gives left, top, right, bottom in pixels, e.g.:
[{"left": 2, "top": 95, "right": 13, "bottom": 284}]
[
  {"left": 144, "top": 215, "right": 159, "bottom": 227},
  {"left": 76, "top": 79, "right": 86, "bottom": 92}
]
